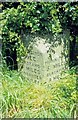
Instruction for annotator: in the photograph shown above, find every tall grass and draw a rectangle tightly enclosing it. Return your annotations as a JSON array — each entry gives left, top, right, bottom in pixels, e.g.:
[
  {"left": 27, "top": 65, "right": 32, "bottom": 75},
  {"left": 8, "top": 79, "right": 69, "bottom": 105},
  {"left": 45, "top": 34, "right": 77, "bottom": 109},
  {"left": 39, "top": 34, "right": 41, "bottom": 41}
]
[{"left": 1, "top": 66, "right": 76, "bottom": 118}]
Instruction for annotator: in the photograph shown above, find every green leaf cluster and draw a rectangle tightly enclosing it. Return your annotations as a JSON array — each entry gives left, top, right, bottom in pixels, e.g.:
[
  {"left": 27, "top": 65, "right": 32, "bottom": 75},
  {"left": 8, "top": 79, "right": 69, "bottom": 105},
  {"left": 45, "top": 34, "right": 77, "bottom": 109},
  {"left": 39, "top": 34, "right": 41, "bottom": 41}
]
[
  {"left": 1, "top": 2, "right": 62, "bottom": 62},
  {"left": 1, "top": 2, "right": 78, "bottom": 64}
]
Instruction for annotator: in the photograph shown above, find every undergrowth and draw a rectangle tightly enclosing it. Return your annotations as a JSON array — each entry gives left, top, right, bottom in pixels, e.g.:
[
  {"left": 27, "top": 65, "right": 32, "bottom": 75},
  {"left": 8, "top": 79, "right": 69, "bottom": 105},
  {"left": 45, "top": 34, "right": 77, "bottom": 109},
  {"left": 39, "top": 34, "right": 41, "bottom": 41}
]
[{"left": 0, "top": 66, "right": 77, "bottom": 118}]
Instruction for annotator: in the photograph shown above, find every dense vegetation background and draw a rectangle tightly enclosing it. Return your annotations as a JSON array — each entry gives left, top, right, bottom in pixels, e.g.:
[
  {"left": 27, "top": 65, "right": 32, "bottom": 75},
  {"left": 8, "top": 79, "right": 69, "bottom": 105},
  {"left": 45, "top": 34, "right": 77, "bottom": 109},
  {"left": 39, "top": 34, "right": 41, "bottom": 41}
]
[
  {"left": 0, "top": 2, "right": 78, "bottom": 69},
  {"left": 0, "top": 1, "right": 78, "bottom": 118}
]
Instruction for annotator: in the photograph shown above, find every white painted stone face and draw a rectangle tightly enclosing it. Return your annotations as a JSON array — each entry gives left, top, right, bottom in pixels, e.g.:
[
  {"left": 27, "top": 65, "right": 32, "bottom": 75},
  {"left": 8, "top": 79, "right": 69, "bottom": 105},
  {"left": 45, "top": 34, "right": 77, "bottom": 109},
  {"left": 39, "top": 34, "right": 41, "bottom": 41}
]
[{"left": 21, "top": 32, "right": 69, "bottom": 82}]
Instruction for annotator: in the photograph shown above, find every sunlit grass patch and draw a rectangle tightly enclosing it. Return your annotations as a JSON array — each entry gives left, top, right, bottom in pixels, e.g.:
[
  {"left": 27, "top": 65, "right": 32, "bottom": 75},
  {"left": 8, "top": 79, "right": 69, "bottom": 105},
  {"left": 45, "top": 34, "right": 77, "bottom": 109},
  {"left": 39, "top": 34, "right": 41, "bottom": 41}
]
[{"left": 1, "top": 68, "right": 76, "bottom": 118}]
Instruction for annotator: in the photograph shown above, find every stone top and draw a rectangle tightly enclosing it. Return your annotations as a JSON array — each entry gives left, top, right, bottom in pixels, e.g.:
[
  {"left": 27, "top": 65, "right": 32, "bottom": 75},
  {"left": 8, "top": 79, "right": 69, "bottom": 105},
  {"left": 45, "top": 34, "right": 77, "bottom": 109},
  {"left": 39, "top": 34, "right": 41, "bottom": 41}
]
[{"left": 34, "top": 39, "right": 50, "bottom": 54}]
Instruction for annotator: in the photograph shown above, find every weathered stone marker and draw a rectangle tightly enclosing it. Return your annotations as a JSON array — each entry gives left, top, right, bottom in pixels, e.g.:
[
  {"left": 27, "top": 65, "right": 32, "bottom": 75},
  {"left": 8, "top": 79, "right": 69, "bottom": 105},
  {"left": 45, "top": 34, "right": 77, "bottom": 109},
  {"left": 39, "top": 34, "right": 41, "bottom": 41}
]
[{"left": 21, "top": 32, "right": 69, "bottom": 82}]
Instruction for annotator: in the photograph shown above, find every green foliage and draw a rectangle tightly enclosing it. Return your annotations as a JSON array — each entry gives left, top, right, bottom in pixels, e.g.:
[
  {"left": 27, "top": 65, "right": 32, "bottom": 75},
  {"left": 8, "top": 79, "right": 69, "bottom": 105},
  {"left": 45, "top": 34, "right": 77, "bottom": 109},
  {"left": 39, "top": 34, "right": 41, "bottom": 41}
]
[
  {"left": 1, "top": 2, "right": 62, "bottom": 62},
  {"left": 59, "top": 2, "right": 78, "bottom": 66},
  {"left": 1, "top": 2, "right": 78, "bottom": 66},
  {"left": 58, "top": 3, "right": 78, "bottom": 26},
  {"left": 1, "top": 2, "right": 62, "bottom": 33},
  {"left": 1, "top": 67, "right": 76, "bottom": 118}
]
